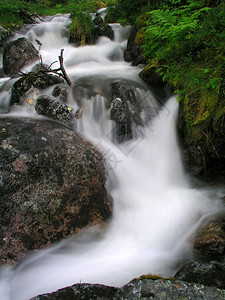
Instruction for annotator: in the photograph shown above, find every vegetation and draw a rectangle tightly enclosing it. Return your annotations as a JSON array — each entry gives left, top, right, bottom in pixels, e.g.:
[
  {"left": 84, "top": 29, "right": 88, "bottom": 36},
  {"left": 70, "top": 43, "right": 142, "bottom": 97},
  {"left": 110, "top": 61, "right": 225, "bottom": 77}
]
[
  {"left": 0, "top": 0, "right": 112, "bottom": 29},
  {"left": 141, "top": 1, "right": 225, "bottom": 142}
]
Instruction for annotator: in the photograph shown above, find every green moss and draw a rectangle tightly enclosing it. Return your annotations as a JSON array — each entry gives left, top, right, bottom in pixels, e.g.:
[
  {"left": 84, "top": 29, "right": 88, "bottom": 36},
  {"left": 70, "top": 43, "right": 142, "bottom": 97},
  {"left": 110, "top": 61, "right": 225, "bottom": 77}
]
[{"left": 131, "top": 274, "right": 165, "bottom": 282}]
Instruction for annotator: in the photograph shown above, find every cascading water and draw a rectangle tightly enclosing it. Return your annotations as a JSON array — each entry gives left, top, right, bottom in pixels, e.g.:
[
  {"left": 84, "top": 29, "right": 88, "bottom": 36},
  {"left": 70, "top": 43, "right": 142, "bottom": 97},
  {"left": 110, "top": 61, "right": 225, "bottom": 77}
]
[{"left": 0, "top": 13, "right": 224, "bottom": 300}]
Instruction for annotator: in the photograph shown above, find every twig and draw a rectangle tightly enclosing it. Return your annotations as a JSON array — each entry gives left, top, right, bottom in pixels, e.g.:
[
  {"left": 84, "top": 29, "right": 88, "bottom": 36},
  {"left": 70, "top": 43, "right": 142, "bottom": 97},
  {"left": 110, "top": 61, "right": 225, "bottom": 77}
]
[
  {"left": 48, "top": 61, "right": 58, "bottom": 70},
  {"left": 35, "top": 39, "right": 42, "bottom": 53}
]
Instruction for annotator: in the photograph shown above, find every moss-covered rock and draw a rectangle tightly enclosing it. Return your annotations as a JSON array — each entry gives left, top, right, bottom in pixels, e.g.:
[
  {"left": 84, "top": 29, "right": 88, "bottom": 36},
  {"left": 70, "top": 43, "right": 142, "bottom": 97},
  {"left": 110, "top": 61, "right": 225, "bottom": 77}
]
[
  {"left": 69, "top": 11, "right": 114, "bottom": 46},
  {"left": 177, "top": 87, "right": 225, "bottom": 178}
]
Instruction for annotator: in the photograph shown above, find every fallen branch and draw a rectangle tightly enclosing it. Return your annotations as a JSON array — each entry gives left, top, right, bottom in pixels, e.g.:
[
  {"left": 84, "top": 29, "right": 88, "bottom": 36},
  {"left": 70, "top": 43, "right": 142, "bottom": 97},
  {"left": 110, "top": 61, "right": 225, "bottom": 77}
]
[
  {"left": 58, "top": 49, "right": 83, "bottom": 118},
  {"left": 34, "top": 47, "right": 83, "bottom": 118}
]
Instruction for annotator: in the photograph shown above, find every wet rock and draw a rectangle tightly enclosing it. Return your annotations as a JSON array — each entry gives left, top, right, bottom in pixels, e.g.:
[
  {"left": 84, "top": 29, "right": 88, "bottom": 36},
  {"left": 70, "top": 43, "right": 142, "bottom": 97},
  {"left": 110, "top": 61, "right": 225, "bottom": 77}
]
[
  {"left": 123, "top": 277, "right": 225, "bottom": 299},
  {"left": 110, "top": 81, "right": 142, "bottom": 143},
  {"left": 52, "top": 85, "right": 68, "bottom": 103},
  {"left": 31, "top": 63, "right": 49, "bottom": 73},
  {"left": 177, "top": 83, "right": 225, "bottom": 179},
  {"left": 3, "top": 38, "right": 39, "bottom": 76},
  {"left": 92, "top": 24, "right": 114, "bottom": 43},
  {"left": 124, "top": 27, "right": 145, "bottom": 66},
  {"left": 31, "top": 277, "right": 225, "bottom": 299},
  {"left": 35, "top": 95, "right": 74, "bottom": 125},
  {"left": 0, "top": 26, "right": 12, "bottom": 48},
  {"left": 11, "top": 71, "right": 64, "bottom": 105},
  {"left": 31, "top": 284, "right": 119, "bottom": 300},
  {"left": 0, "top": 117, "right": 112, "bottom": 265},
  {"left": 193, "top": 216, "right": 225, "bottom": 261},
  {"left": 175, "top": 261, "right": 225, "bottom": 289},
  {"left": 0, "top": 68, "right": 5, "bottom": 78}
]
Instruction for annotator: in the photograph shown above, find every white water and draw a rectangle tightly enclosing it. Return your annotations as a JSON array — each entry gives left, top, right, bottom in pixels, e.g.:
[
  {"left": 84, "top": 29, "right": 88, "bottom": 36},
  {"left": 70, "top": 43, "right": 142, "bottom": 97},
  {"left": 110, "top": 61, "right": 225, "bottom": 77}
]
[{"left": 0, "top": 14, "right": 224, "bottom": 300}]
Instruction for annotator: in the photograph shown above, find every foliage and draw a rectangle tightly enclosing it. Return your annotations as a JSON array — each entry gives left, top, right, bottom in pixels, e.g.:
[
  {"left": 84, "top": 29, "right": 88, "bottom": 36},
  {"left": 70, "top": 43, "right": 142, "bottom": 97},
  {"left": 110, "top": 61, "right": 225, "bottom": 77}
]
[
  {"left": 141, "top": 1, "right": 225, "bottom": 134},
  {"left": 0, "top": 0, "right": 113, "bottom": 28},
  {"left": 69, "top": 11, "right": 93, "bottom": 45}
]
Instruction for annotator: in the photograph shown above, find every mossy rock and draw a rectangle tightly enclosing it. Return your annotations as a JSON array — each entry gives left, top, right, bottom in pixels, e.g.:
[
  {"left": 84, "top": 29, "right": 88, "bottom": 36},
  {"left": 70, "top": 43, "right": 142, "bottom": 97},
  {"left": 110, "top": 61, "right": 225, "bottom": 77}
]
[{"left": 177, "top": 87, "right": 225, "bottom": 178}]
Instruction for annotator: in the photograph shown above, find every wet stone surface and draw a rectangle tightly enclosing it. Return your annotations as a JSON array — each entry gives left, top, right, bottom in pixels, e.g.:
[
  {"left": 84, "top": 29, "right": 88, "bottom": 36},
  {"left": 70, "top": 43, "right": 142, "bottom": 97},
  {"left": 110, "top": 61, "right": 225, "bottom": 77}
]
[{"left": 0, "top": 117, "right": 112, "bottom": 265}]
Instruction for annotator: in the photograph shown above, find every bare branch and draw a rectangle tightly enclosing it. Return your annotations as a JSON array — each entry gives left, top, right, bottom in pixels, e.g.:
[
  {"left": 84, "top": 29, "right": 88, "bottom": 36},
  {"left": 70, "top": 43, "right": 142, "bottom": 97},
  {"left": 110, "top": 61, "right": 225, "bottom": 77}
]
[{"left": 58, "top": 49, "right": 83, "bottom": 118}]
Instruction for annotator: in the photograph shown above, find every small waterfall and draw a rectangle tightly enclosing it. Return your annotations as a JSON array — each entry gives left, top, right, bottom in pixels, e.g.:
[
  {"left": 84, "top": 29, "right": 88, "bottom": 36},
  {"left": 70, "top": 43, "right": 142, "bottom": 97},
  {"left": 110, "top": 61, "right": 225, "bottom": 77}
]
[{"left": 0, "top": 14, "right": 224, "bottom": 300}]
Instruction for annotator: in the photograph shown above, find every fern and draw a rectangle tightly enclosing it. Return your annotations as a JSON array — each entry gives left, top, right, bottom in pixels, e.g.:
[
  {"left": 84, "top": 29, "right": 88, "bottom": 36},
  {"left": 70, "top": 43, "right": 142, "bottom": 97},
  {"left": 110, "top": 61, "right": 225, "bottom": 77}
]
[{"left": 142, "top": 1, "right": 211, "bottom": 62}]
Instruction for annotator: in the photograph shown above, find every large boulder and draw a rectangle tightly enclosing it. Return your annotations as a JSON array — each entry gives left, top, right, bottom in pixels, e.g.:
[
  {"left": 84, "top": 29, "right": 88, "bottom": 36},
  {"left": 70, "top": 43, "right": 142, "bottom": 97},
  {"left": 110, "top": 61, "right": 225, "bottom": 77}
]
[
  {"left": 3, "top": 37, "right": 39, "bottom": 76},
  {"left": 0, "top": 117, "right": 112, "bottom": 265},
  {"left": 31, "top": 277, "right": 225, "bottom": 299}
]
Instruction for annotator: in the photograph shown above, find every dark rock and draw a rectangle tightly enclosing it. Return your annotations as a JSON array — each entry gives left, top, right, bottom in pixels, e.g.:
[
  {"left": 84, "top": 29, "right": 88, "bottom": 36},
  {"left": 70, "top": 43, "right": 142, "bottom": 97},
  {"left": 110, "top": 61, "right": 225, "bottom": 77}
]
[
  {"left": 35, "top": 95, "right": 74, "bottom": 125},
  {"left": 139, "top": 65, "right": 165, "bottom": 87},
  {"left": 0, "top": 26, "right": 12, "bottom": 48},
  {"left": 175, "top": 261, "right": 225, "bottom": 289},
  {"left": 100, "top": 24, "right": 114, "bottom": 40},
  {"left": 180, "top": 144, "right": 206, "bottom": 176},
  {"left": 92, "top": 24, "right": 114, "bottom": 43},
  {"left": 0, "top": 68, "right": 5, "bottom": 78},
  {"left": 18, "top": 9, "right": 37, "bottom": 24},
  {"left": 52, "top": 85, "right": 68, "bottom": 103},
  {"left": 11, "top": 71, "right": 64, "bottom": 105},
  {"left": 177, "top": 85, "right": 225, "bottom": 179},
  {"left": 31, "top": 277, "right": 225, "bottom": 299},
  {"left": 122, "top": 277, "right": 225, "bottom": 299},
  {"left": 3, "top": 38, "right": 39, "bottom": 76},
  {"left": 93, "top": 16, "right": 104, "bottom": 26},
  {"left": 0, "top": 117, "right": 112, "bottom": 265},
  {"left": 193, "top": 216, "right": 225, "bottom": 261},
  {"left": 31, "top": 63, "right": 49, "bottom": 73},
  {"left": 110, "top": 81, "right": 142, "bottom": 143},
  {"left": 124, "top": 27, "right": 145, "bottom": 66},
  {"left": 31, "top": 284, "right": 119, "bottom": 300}
]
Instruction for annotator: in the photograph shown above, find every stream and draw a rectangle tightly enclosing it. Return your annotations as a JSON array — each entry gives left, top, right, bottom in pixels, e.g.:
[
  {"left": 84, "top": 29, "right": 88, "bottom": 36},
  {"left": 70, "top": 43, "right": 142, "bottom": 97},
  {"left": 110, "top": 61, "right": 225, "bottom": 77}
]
[{"left": 0, "top": 12, "right": 224, "bottom": 300}]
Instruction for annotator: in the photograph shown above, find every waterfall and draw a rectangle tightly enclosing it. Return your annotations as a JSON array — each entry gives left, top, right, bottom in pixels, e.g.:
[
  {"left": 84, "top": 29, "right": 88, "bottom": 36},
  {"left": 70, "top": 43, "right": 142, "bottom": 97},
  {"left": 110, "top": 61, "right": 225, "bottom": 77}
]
[{"left": 0, "top": 14, "right": 224, "bottom": 300}]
